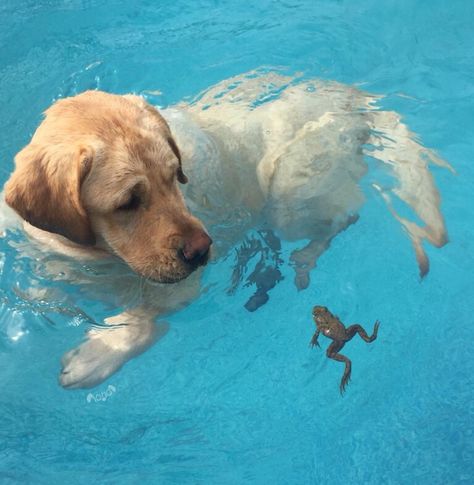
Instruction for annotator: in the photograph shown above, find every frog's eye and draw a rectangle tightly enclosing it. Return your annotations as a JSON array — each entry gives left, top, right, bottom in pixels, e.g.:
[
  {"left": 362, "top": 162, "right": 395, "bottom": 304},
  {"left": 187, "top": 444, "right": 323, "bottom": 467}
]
[{"left": 324, "top": 328, "right": 331, "bottom": 335}]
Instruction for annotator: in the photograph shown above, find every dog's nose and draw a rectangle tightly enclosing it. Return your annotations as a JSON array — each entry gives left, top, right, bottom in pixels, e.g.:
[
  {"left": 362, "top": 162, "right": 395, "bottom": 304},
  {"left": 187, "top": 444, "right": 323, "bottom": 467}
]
[{"left": 181, "top": 231, "right": 212, "bottom": 264}]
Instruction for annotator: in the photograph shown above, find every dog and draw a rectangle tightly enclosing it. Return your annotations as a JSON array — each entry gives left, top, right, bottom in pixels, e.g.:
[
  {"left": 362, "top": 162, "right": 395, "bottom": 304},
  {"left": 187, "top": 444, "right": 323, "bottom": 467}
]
[{"left": 2, "top": 70, "right": 452, "bottom": 389}]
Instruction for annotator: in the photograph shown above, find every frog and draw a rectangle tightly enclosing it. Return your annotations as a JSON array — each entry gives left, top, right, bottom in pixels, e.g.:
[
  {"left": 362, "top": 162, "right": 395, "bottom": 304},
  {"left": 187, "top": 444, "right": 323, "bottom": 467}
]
[{"left": 310, "top": 305, "right": 380, "bottom": 394}]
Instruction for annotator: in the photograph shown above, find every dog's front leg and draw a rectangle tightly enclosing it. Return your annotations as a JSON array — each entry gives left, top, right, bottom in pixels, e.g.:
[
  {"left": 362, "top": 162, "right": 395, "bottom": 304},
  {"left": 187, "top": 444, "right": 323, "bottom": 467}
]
[
  {"left": 290, "top": 239, "right": 329, "bottom": 290},
  {"left": 290, "top": 215, "right": 359, "bottom": 290},
  {"left": 59, "top": 307, "right": 168, "bottom": 389}
]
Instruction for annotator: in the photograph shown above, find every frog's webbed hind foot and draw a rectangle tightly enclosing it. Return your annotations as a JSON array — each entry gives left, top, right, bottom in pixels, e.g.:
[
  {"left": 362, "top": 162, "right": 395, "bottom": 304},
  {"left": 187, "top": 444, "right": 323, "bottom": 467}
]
[
  {"left": 371, "top": 320, "right": 380, "bottom": 340},
  {"left": 340, "top": 366, "right": 352, "bottom": 395},
  {"left": 327, "top": 341, "right": 352, "bottom": 395}
]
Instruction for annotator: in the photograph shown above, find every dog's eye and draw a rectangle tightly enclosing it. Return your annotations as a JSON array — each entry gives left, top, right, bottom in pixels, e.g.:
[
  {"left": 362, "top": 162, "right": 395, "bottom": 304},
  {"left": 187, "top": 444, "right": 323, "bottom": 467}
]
[
  {"left": 177, "top": 167, "right": 188, "bottom": 184},
  {"left": 117, "top": 193, "right": 141, "bottom": 211}
]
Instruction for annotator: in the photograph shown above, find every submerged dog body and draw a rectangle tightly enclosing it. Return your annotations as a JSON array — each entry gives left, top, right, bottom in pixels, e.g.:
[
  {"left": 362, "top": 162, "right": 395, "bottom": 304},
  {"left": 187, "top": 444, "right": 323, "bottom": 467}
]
[
  {"left": 2, "top": 71, "right": 451, "bottom": 389},
  {"left": 168, "top": 73, "right": 451, "bottom": 277}
]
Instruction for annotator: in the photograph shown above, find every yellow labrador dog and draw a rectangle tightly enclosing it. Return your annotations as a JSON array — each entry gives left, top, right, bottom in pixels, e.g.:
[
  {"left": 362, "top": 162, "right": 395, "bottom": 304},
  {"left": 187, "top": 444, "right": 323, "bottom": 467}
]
[
  {"left": 2, "top": 71, "right": 451, "bottom": 389},
  {"left": 4, "top": 90, "right": 213, "bottom": 389}
]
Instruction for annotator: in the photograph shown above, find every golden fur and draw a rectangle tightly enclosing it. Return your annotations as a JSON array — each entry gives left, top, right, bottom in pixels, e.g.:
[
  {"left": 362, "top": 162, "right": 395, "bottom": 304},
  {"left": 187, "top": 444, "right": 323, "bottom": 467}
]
[
  {"left": 2, "top": 72, "right": 451, "bottom": 389},
  {"left": 5, "top": 91, "right": 207, "bottom": 283}
]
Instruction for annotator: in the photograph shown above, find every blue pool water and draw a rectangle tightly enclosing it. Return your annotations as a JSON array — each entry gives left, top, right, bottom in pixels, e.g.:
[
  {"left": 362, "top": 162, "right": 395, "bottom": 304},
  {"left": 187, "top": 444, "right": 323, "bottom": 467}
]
[{"left": 1, "top": 1, "right": 473, "bottom": 483}]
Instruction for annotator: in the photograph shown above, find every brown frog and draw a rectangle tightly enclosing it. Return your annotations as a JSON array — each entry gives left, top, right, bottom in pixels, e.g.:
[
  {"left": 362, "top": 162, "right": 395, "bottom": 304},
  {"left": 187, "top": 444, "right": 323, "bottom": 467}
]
[{"left": 310, "top": 305, "right": 380, "bottom": 394}]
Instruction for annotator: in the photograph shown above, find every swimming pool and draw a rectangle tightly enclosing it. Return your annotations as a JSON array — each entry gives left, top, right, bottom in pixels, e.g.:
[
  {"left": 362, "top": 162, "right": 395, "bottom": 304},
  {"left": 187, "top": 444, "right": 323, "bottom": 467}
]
[{"left": 1, "top": 1, "right": 473, "bottom": 483}]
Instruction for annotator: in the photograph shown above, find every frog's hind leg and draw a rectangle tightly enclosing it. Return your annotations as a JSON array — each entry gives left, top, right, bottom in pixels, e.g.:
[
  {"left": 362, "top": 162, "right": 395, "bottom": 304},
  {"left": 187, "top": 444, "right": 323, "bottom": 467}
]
[
  {"left": 346, "top": 320, "right": 380, "bottom": 343},
  {"left": 326, "top": 341, "right": 351, "bottom": 394}
]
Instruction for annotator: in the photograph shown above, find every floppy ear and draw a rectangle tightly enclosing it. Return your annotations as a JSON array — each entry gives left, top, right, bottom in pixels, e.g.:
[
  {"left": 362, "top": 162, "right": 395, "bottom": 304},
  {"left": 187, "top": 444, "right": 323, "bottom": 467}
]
[
  {"left": 122, "top": 94, "right": 188, "bottom": 184},
  {"left": 167, "top": 135, "right": 188, "bottom": 184},
  {"left": 5, "top": 142, "right": 96, "bottom": 245}
]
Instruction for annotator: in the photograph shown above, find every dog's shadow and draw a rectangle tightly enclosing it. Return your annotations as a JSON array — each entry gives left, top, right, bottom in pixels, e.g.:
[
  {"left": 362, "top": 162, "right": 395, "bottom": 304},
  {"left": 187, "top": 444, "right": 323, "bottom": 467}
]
[
  {"left": 227, "top": 230, "right": 285, "bottom": 312},
  {"left": 227, "top": 212, "right": 361, "bottom": 312}
]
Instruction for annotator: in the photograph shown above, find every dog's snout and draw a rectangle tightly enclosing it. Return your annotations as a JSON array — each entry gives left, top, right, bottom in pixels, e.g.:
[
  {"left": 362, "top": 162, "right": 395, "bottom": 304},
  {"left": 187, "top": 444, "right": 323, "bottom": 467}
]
[{"left": 181, "top": 231, "right": 212, "bottom": 265}]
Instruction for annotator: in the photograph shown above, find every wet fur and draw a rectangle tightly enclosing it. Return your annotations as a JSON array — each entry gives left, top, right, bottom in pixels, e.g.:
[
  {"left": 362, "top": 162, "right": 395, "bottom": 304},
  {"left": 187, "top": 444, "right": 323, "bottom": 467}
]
[{"left": 2, "top": 71, "right": 451, "bottom": 389}]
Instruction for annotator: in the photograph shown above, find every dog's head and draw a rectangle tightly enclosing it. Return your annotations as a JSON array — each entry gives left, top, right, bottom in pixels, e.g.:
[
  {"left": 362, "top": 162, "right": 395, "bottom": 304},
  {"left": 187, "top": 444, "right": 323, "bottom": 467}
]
[{"left": 5, "top": 91, "right": 211, "bottom": 283}]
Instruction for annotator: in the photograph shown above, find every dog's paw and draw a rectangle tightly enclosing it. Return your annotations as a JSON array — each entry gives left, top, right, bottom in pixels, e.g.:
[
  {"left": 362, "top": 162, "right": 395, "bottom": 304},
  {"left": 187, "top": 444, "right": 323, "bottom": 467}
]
[
  {"left": 59, "top": 320, "right": 167, "bottom": 389},
  {"left": 290, "top": 256, "right": 314, "bottom": 290},
  {"left": 294, "top": 270, "right": 311, "bottom": 290},
  {"left": 59, "top": 333, "right": 127, "bottom": 389}
]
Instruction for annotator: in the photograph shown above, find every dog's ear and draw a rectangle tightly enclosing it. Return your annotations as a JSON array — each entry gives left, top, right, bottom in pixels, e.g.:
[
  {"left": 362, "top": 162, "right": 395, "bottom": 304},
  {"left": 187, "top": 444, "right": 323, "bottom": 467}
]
[
  {"left": 167, "top": 135, "right": 188, "bottom": 184},
  {"left": 5, "top": 142, "right": 96, "bottom": 245},
  {"left": 123, "top": 94, "right": 188, "bottom": 184}
]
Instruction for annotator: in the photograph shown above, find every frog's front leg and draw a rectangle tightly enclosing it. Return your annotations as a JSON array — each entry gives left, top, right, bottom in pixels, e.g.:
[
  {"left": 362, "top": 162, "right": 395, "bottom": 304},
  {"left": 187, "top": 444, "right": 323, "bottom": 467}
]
[
  {"left": 309, "top": 329, "right": 321, "bottom": 348},
  {"left": 346, "top": 320, "right": 380, "bottom": 343},
  {"left": 326, "top": 340, "right": 352, "bottom": 394}
]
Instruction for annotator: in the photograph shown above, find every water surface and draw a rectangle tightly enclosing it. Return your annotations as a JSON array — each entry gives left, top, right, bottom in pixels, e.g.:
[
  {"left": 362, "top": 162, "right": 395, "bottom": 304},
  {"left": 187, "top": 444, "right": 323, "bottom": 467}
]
[{"left": 0, "top": 1, "right": 473, "bottom": 483}]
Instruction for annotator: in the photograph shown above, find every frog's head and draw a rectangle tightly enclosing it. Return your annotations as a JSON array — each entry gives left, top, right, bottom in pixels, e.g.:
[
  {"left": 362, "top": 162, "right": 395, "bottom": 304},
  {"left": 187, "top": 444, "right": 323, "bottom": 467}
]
[
  {"left": 312, "top": 305, "right": 329, "bottom": 318},
  {"left": 313, "top": 306, "right": 334, "bottom": 334}
]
